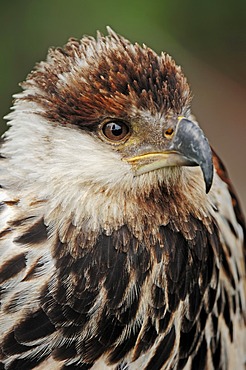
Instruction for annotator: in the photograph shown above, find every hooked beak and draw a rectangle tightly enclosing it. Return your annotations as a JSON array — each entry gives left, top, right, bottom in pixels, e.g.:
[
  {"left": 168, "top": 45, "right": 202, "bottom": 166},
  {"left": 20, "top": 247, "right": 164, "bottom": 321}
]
[{"left": 125, "top": 118, "right": 214, "bottom": 193}]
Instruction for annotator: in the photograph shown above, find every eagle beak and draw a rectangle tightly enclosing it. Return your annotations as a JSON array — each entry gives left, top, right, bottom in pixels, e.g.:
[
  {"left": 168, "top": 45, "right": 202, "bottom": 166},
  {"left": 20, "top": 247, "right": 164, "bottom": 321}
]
[{"left": 126, "top": 118, "right": 214, "bottom": 193}]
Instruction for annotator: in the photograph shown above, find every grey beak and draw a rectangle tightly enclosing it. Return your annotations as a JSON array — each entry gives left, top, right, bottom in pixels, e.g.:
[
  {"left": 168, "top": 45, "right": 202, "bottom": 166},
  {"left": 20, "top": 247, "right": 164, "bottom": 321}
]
[{"left": 170, "top": 118, "right": 214, "bottom": 193}]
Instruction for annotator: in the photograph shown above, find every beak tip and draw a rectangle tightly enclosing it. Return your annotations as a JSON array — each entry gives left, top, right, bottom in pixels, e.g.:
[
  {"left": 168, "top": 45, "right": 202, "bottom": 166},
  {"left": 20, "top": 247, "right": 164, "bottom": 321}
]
[
  {"left": 205, "top": 181, "right": 212, "bottom": 194},
  {"left": 202, "top": 162, "right": 214, "bottom": 194}
]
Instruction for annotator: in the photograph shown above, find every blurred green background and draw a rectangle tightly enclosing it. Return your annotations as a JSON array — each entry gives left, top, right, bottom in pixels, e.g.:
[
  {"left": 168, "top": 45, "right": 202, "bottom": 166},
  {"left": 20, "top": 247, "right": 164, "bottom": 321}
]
[{"left": 0, "top": 0, "right": 245, "bottom": 211}]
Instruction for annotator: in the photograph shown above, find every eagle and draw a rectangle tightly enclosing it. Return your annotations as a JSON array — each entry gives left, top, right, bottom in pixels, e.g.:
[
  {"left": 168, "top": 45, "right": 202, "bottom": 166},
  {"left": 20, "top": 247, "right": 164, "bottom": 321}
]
[{"left": 0, "top": 28, "right": 245, "bottom": 370}]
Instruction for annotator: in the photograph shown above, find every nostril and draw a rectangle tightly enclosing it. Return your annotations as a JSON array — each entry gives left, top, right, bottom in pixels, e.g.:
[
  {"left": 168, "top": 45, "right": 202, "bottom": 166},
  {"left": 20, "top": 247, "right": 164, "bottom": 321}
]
[{"left": 164, "top": 128, "right": 174, "bottom": 139}]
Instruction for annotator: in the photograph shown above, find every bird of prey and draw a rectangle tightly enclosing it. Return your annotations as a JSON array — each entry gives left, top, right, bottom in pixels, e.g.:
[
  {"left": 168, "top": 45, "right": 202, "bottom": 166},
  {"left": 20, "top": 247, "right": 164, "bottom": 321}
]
[{"left": 0, "top": 27, "right": 245, "bottom": 370}]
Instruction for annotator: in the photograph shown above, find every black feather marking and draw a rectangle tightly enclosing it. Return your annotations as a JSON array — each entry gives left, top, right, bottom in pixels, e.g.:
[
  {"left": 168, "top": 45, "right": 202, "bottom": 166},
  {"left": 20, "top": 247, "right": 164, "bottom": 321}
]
[
  {"left": 107, "top": 329, "right": 139, "bottom": 364},
  {"left": 42, "top": 288, "right": 83, "bottom": 327},
  {"left": 21, "top": 258, "right": 45, "bottom": 282},
  {"left": 71, "top": 290, "right": 99, "bottom": 314},
  {"left": 179, "top": 322, "right": 199, "bottom": 358},
  {"left": 97, "top": 310, "right": 124, "bottom": 347},
  {"left": 54, "top": 255, "right": 99, "bottom": 313},
  {"left": 227, "top": 218, "right": 238, "bottom": 239},
  {"left": 232, "top": 294, "right": 237, "bottom": 314},
  {"left": 62, "top": 364, "right": 92, "bottom": 370},
  {"left": 167, "top": 290, "right": 180, "bottom": 312},
  {"left": 78, "top": 337, "right": 106, "bottom": 364},
  {"left": 217, "top": 292, "right": 222, "bottom": 315},
  {"left": 7, "top": 357, "right": 43, "bottom": 370},
  {"left": 0, "top": 227, "right": 12, "bottom": 239},
  {"left": 104, "top": 251, "right": 129, "bottom": 308},
  {"left": 235, "top": 259, "right": 242, "bottom": 282},
  {"left": 199, "top": 306, "right": 208, "bottom": 332},
  {"left": 41, "top": 285, "right": 62, "bottom": 317},
  {"left": 132, "top": 318, "right": 158, "bottom": 360},
  {"left": 177, "top": 271, "right": 191, "bottom": 301},
  {"left": 145, "top": 325, "right": 176, "bottom": 370},
  {"left": 61, "top": 324, "right": 86, "bottom": 338},
  {"left": 188, "top": 283, "right": 202, "bottom": 321},
  {"left": 14, "top": 309, "right": 55, "bottom": 343},
  {"left": 61, "top": 305, "right": 87, "bottom": 327},
  {"left": 178, "top": 357, "right": 189, "bottom": 369},
  {"left": 53, "top": 343, "right": 77, "bottom": 361},
  {"left": 42, "top": 288, "right": 89, "bottom": 329},
  {"left": 159, "top": 225, "right": 188, "bottom": 286},
  {"left": 1, "top": 331, "right": 30, "bottom": 356},
  {"left": 3, "top": 291, "right": 23, "bottom": 313},
  {"left": 0, "top": 253, "right": 26, "bottom": 284},
  {"left": 95, "top": 232, "right": 121, "bottom": 270},
  {"left": 220, "top": 247, "right": 236, "bottom": 289},
  {"left": 181, "top": 316, "right": 193, "bottom": 333},
  {"left": 159, "top": 217, "right": 219, "bottom": 317},
  {"left": 158, "top": 310, "right": 172, "bottom": 333},
  {"left": 151, "top": 285, "right": 165, "bottom": 309},
  {"left": 223, "top": 289, "right": 233, "bottom": 341},
  {"left": 211, "top": 313, "right": 218, "bottom": 336},
  {"left": 129, "top": 242, "right": 150, "bottom": 283},
  {"left": 199, "top": 243, "right": 216, "bottom": 296},
  {"left": 207, "top": 287, "right": 217, "bottom": 313},
  {"left": 9, "top": 216, "right": 35, "bottom": 227},
  {"left": 117, "top": 293, "right": 140, "bottom": 325},
  {"left": 191, "top": 335, "right": 207, "bottom": 370},
  {"left": 14, "top": 217, "right": 48, "bottom": 245},
  {"left": 152, "top": 305, "right": 166, "bottom": 320},
  {"left": 238, "top": 293, "right": 243, "bottom": 313},
  {"left": 211, "top": 334, "right": 221, "bottom": 369}
]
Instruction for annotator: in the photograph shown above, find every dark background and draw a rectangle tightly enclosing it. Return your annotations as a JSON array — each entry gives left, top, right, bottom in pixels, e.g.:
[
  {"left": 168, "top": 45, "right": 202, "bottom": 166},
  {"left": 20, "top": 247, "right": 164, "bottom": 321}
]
[{"left": 1, "top": 0, "right": 245, "bottom": 212}]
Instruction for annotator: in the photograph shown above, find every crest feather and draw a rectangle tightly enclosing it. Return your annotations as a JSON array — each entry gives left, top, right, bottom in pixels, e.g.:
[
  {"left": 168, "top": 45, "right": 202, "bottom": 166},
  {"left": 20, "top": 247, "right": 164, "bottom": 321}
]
[{"left": 19, "top": 28, "right": 191, "bottom": 128}]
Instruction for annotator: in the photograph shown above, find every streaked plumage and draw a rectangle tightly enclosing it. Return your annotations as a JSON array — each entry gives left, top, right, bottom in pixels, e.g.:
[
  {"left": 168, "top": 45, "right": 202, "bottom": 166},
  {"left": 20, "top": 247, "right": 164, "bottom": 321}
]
[{"left": 0, "top": 28, "right": 245, "bottom": 369}]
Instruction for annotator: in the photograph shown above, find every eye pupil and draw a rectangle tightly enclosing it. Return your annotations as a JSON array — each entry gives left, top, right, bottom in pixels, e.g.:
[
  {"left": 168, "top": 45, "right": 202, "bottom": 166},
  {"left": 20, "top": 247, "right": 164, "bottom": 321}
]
[
  {"left": 110, "top": 123, "right": 123, "bottom": 136},
  {"left": 102, "top": 121, "right": 130, "bottom": 142}
]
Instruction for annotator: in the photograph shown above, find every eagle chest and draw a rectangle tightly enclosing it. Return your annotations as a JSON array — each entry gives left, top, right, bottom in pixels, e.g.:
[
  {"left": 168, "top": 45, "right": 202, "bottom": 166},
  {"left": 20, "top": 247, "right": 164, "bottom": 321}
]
[{"left": 39, "top": 215, "right": 220, "bottom": 366}]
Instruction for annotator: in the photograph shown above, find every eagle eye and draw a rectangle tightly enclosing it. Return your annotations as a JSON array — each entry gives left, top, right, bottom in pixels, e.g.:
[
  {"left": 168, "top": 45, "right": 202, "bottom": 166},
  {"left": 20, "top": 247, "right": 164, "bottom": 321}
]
[{"left": 101, "top": 121, "right": 130, "bottom": 142}]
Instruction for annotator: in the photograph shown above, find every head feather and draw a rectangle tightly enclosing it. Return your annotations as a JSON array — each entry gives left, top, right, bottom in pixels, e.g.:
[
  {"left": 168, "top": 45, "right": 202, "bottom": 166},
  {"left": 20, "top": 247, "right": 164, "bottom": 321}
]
[{"left": 20, "top": 28, "right": 191, "bottom": 128}]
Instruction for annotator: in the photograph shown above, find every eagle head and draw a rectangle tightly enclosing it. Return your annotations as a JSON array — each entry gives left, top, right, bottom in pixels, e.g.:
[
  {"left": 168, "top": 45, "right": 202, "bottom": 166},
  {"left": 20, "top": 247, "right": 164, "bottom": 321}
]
[{"left": 6, "top": 27, "right": 213, "bottom": 201}]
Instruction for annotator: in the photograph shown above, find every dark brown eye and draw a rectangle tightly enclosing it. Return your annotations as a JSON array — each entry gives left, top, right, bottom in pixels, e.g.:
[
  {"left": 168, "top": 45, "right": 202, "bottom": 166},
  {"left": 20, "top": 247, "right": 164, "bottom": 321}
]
[{"left": 102, "top": 121, "right": 130, "bottom": 142}]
